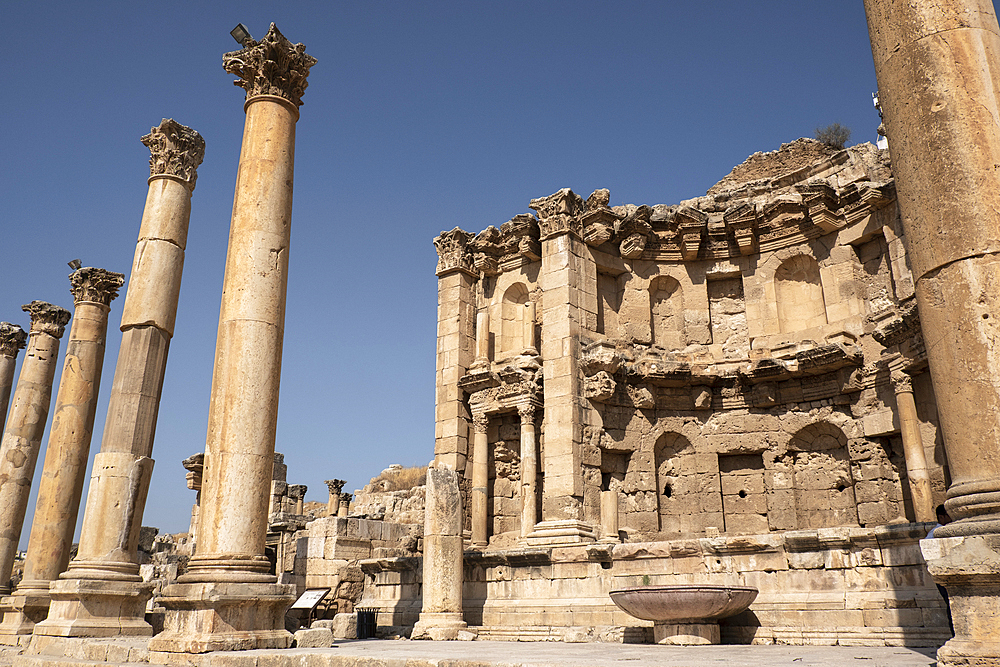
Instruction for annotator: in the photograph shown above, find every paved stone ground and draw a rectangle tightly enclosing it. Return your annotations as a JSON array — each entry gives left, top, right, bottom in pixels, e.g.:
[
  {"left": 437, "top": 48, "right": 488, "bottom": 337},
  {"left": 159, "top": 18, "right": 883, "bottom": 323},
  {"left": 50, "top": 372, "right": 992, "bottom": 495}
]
[{"left": 5, "top": 639, "right": 942, "bottom": 667}]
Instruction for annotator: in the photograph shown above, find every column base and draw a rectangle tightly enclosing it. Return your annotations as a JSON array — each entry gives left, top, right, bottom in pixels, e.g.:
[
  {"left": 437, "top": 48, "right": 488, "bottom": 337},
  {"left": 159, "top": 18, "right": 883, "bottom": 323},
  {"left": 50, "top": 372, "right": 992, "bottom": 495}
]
[
  {"left": 147, "top": 580, "right": 295, "bottom": 654},
  {"left": 0, "top": 584, "right": 52, "bottom": 642},
  {"left": 523, "top": 520, "right": 597, "bottom": 547},
  {"left": 32, "top": 578, "right": 153, "bottom": 638},
  {"left": 653, "top": 622, "right": 720, "bottom": 645},
  {"left": 411, "top": 612, "right": 469, "bottom": 641},
  {"left": 921, "top": 534, "right": 1000, "bottom": 667}
]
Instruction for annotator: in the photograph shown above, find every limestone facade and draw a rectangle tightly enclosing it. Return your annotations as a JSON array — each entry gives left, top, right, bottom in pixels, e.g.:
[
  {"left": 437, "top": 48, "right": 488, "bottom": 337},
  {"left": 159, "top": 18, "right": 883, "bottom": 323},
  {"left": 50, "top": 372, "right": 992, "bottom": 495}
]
[{"left": 406, "top": 139, "right": 954, "bottom": 644}]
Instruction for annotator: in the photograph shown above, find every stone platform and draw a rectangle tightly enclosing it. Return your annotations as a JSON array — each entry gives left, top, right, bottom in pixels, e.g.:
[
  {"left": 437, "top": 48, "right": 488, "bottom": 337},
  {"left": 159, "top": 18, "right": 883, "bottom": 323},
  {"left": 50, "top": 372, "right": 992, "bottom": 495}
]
[{"left": 6, "top": 637, "right": 939, "bottom": 667}]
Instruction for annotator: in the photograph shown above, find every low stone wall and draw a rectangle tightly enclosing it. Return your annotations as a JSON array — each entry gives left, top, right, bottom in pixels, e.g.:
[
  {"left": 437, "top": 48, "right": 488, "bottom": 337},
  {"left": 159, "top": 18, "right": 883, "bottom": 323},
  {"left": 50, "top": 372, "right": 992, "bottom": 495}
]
[{"left": 360, "top": 523, "right": 949, "bottom": 646}]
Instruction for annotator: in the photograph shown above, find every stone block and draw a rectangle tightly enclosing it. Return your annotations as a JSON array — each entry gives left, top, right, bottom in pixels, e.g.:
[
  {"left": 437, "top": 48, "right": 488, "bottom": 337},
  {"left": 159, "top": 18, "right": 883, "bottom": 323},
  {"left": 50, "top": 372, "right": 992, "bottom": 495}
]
[
  {"left": 293, "top": 627, "right": 334, "bottom": 648},
  {"left": 330, "top": 612, "right": 357, "bottom": 639}
]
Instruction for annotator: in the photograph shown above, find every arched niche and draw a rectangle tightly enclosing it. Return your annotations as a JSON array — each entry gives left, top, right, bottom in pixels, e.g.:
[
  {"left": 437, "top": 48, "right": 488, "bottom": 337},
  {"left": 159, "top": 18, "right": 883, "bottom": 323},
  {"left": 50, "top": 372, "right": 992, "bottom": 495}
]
[
  {"left": 654, "top": 432, "right": 721, "bottom": 535},
  {"left": 500, "top": 283, "right": 529, "bottom": 356},
  {"left": 782, "top": 422, "right": 858, "bottom": 529},
  {"left": 774, "top": 254, "right": 827, "bottom": 333},
  {"left": 649, "top": 275, "right": 684, "bottom": 350}
]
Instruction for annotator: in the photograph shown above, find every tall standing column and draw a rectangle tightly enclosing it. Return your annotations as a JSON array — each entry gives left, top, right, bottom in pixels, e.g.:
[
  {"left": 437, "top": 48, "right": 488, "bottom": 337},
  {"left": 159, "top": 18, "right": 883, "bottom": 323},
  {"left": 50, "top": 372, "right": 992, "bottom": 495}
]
[
  {"left": 412, "top": 464, "right": 467, "bottom": 640},
  {"left": 149, "top": 24, "right": 315, "bottom": 656},
  {"left": 891, "top": 371, "right": 934, "bottom": 522},
  {"left": 518, "top": 405, "right": 538, "bottom": 539},
  {"left": 0, "top": 302, "right": 71, "bottom": 595},
  {"left": 864, "top": 3, "right": 1000, "bottom": 665},
  {"left": 325, "top": 479, "right": 345, "bottom": 517},
  {"left": 470, "top": 412, "right": 490, "bottom": 547},
  {"left": 34, "top": 119, "right": 204, "bottom": 640},
  {"left": 0, "top": 324, "right": 27, "bottom": 431},
  {"left": 0, "top": 269, "right": 122, "bottom": 642}
]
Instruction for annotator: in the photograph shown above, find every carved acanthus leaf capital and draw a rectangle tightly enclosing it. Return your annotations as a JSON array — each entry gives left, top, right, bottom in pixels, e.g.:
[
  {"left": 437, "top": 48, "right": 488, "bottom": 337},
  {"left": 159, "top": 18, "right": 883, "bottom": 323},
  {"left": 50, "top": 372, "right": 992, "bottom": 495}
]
[
  {"left": 340, "top": 492, "right": 353, "bottom": 504},
  {"left": 517, "top": 404, "right": 536, "bottom": 423},
  {"left": 69, "top": 267, "right": 125, "bottom": 306},
  {"left": 891, "top": 370, "right": 913, "bottom": 394},
  {"left": 434, "top": 228, "right": 477, "bottom": 276},
  {"left": 288, "top": 484, "right": 307, "bottom": 500},
  {"left": 530, "top": 188, "right": 584, "bottom": 240},
  {"left": 223, "top": 23, "right": 317, "bottom": 109},
  {"left": 472, "top": 412, "right": 490, "bottom": 433},
  {"left": 141, "top": 119, "right": 206, "bottom": 190},
  {"left": 0, "top": 322, "right": 27, "bottom": 358},
  {"left": 325, "top": 479, "right": 346, "bottom": 494},
  {"left": 22, "top": 301, "right": 71, "bottom": 338}
]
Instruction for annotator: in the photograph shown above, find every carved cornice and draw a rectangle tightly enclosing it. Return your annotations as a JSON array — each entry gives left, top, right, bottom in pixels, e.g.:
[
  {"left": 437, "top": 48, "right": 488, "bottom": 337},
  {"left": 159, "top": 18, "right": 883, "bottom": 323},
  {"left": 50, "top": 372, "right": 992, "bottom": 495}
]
[
  {"left": 22, "top": 301, "right": 71, "bottom": 338},
  {"left": 223, "top": 23, "right": 317, "bottom": 109},
  {"left": 325, "top": 479, "right": 345, "bottom": 494},
  {"left": 183, "top": 453, "right": 204, "bottom": 491},
  {"left": 69, "top": 267, "right": 125, "bottom": 306},
  {"left": 141, "top": 119, "right": 206, "bottom": 190},
  {"left": 615, "top": 205, "right": 653, "bottom": 259},
  {"left": 0, "top": 322, "right": 27, "bottom": 358}
]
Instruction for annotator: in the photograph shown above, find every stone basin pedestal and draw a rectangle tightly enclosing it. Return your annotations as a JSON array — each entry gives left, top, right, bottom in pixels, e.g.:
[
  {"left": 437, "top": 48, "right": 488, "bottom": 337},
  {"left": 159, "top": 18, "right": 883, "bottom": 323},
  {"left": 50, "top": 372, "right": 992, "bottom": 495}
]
[{"left": 609, "top": 584, "right": 758, "bottom": 645}]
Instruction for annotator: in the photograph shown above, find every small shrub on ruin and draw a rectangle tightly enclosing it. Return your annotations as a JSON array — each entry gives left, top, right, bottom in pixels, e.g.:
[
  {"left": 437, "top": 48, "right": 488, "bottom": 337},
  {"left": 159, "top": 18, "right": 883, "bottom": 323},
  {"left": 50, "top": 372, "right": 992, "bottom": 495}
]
[
  {"left": 366, "top": 465, "right": 427, "bottom": 492},
  {"left": 815, "top": 123, "right": 851, "bottom": 149}
]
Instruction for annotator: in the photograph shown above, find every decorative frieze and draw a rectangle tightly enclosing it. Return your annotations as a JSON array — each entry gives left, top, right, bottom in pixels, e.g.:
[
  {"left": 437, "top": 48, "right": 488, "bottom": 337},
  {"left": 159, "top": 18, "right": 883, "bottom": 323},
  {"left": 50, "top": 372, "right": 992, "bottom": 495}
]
[
  {"left": 141, "top": 119, "right": 206, "bottom": 190},
  {"left": 223, "top": 23, "right": 317, "bottom": 108},
  {"left": 68, "top": 267, "right": 125, "bottom": 306}
]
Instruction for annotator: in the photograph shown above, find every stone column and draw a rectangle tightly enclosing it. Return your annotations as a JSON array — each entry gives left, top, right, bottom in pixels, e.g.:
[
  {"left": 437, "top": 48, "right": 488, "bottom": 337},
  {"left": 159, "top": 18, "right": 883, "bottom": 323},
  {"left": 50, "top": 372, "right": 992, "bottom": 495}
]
[
  {"left": 518, "top": 405, "right": 538, "bottom": 539},
  {"left": 34, "top": 119, "right": 204, "bottom": 640},
  {"left": 891, "top": 371, "right": 934, "bottom": 522},
  {"left": 0, "top": 269, "right": 122, "bottom": 641},
  {"left": 864, "top": 2, "right": 1000, "bottom": 665},
  {"left": 470, "top": 412, "right": 489, "bottom": 547},
  {"left": 600, "top": 490, "right": 620, "bottom": 544},
  {"left": 338, "top": 493, "right": 352, "bottom": 519},
  {"left": 149, "top": 24, "right": 315, "bottom": 656},
  {"left": 0, "top": 324, "right": 27, "bottom": 430},
  {"left": 432, "top": 230, "right": 477, "bottom": 474},
  {"left": 325, "top": 479, "right": 345, "bottom": 517},
  {"left": 412, "top": 464, "right": 467, "bottom": 640},
  {"left": 526, "top": 189, "right": 596, "bottom": 545},
  {"left": 183, "top": 453, "right": 205, "bottom": 553},
  {"left": 522, "top": 301, "right": 537, "bottom": 355},
  {"left": 0, "top": 302, "right": 70, "bottom": 596},
  {"left": 474, "top": 311, "right": 490, "bottom": 367},
  {"left": 288, "top": 485, "right": 306, "bottom": 515}
]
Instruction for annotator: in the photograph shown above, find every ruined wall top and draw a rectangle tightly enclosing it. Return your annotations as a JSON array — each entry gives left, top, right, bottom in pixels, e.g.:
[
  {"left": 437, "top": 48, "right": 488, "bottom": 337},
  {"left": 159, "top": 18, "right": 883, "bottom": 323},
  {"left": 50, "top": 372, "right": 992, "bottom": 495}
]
[{"left": 434, "top": 140, "right": 895, "bottom": 277}]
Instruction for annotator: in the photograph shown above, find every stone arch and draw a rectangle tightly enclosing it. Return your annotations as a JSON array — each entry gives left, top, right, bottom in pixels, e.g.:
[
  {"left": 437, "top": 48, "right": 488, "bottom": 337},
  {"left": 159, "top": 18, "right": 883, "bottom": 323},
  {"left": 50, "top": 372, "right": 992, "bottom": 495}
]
[
  {"left": 654, "top": 433, "right": 721, "bottom": 535},
  {"left": 782, "top": 422, "right": 858, "bottom": 528},
  {"left": 500, "top": 283, "right": 529, "bottom": 356},
  {"left": 774, "top": 254, "right": 827, "bottom": 333},
  {"left": 649, "top": 275, "right": 684, "bottom": 350}
]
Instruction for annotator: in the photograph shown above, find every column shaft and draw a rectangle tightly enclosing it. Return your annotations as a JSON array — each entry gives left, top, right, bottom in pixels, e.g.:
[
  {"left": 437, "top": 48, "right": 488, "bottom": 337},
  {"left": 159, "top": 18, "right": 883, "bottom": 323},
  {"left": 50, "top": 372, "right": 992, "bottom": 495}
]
[
  {"left": 600, "top": 490, "right": 620, "bottom": 543},
  {"left": 519, "top": 407, "right": 537, "bottom": 538},
  {"left": 34, "top": 120, "right": 203, "bottom": 640},
  {"left": 892, "top": 374, "right": 934, "bottom": 522},
  {"left": 470, "top": 413, "right": 489, "bottom": 547},
  {"left": 0, "top": 303, "right": 70, "bottom": 595}
]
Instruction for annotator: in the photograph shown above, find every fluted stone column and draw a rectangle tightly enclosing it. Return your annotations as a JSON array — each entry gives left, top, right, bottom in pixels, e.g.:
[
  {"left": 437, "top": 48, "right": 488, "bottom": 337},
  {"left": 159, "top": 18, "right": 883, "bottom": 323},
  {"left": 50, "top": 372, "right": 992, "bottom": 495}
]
[
  {"left": 34, "top": 119, "right": 204, "bottom": 640},
  {"left": 864, "top": 2, "right": 1000, "bottom": 665},
  {"left": 0, "top": 302, "right": 70, "bottom": 595},
  {"left": 0, "top": 269, "right": 122, "bottom": 642},
  {"left": 0, "top": 324, "right": 27, "bottom": 431},
  {"left": 470, "top": 412, "right": 489, "bottom": 547},
  {"left": 412, "top": 464, "right": 467, "bottom": 640},
  {"left": 519, "top": 405, "right": 538, "bottom": 539},
  {"left": 338, "top": 493, "right": 352, "bottom": 519},
  {"left": 325, "top": 479, "right": 345, "bottom": 517},
  {"left": 149, "top": 24, "right": 315, "bottom": 656},
  {"left": 891, "top": 371, "right": 934, "bottom": 522}
]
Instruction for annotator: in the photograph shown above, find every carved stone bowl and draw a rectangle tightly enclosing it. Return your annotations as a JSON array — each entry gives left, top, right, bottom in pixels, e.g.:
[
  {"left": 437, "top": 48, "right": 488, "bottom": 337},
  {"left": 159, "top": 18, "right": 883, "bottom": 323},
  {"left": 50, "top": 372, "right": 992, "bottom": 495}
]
[{"left": 609, "top": 584, "right": 758, "bottom": 645}]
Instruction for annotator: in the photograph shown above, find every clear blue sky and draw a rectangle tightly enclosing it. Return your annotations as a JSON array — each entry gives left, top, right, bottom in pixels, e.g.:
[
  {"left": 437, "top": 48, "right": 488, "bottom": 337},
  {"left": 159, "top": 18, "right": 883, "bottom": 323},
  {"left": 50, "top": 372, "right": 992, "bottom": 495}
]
[{"left": 3, "top": 1, "right": 889, "bottom": 543}]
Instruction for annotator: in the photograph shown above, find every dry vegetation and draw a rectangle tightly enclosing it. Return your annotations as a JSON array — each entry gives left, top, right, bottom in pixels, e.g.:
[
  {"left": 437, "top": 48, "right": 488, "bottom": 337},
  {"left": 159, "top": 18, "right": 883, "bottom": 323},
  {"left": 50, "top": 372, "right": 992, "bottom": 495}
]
[{"left": 366, "top": 465, "right": 427, "bottom": 492}]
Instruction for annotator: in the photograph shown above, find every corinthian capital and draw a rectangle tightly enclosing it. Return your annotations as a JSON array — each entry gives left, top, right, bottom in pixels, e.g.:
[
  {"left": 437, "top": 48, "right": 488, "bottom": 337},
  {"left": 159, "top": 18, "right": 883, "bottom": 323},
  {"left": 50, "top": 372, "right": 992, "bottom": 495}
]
[
  {"left": 223, "top": 23, "right": 317, "bottom": 108},
  {"left": 22, "top": 301, "right": 71, "bottom": 338},
  {"left": 69, "top": 267, "right": 125, "bottom": 307},
  {"left": 141, "top": 119, "right": 206, "bottom": 191},
  {"left": 325, "top": 479, "right": 345, "bottom": 495},
  {"left": 0, "top": 323, "right": 27, "bottom": 358}
]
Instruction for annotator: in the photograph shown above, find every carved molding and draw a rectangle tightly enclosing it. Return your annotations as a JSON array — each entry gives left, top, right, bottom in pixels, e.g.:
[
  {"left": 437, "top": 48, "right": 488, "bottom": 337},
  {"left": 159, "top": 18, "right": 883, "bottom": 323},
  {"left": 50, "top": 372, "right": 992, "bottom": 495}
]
[
  {"left": 141, "top": 119, "right": 206, "bottom": 190},
  {"left": 69, "top": 267, "right": 125, "bottom": 306},
  {"left": 0, "top": 322, "right": 27, "bottom": 358},
  {"left": 183, "top": 453, "right": 204, "bottom": 492},
  {"left": 223, "top": 23, "right": 317, "bottom": 109},
  {"left": 325, "top": 479, "right": 346, "bottom": 495},
  {"left": 22, "top": 301, "right": 71, "bottom": 338}
]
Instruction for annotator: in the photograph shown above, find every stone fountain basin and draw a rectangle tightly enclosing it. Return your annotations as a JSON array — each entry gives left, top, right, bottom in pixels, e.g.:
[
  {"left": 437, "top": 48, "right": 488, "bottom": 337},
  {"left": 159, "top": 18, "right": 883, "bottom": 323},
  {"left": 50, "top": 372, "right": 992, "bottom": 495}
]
[{"left": 609, "top": 584, "right": 758, "bottom": 623}]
